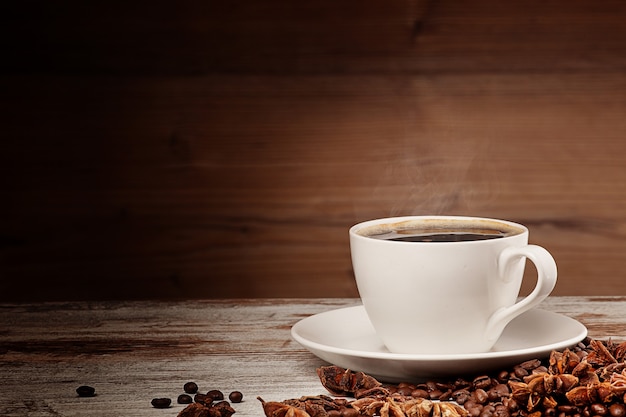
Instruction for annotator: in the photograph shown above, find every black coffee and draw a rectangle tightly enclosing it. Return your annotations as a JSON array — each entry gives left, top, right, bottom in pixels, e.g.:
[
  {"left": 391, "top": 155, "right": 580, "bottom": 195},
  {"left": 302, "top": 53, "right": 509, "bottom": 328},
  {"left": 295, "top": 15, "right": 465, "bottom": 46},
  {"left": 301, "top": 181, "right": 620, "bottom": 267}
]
[
  {"left": 378, "top": 231, "right": 506, "bottom": 242},
  {"left": 358, "top": 219, "right": 523, "bottom": 243},
  {"left": 366, "top": 227, "right": 514, "bottom": 242}
]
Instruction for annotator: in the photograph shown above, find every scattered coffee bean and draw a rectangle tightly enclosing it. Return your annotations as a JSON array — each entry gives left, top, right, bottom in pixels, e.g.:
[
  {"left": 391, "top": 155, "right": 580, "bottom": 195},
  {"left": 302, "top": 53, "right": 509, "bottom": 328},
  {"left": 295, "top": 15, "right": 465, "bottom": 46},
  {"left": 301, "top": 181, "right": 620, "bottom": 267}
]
[
  {"left": 184, "top": 381, "right": 199, "bottom": 394},
  {"left": 178, "top": 393, "right": 193, "bottom": 404},
  {"left": 76, "top": 385, "right": 96, "bottom": 397},
  {"left": 229, "top": 390, "right": 244, "bottom": 403},
  {"left": 194, "top": 393, "right": 211, "bottom": 405},
  {"left": 151, "top": 397, "right": 172, "bottom": 408},
  {"left": 207, "top": 389, "right": 224, "bottom": 401},
  {"left": 148, "top": 381, "right": 245, "bottom": 414}
]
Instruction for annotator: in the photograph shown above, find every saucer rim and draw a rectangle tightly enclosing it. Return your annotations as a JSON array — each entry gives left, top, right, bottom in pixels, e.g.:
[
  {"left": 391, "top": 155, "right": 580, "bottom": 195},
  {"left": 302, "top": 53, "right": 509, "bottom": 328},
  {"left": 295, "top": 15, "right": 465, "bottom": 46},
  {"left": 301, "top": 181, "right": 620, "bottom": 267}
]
[{"left": 291, "top": 305, "right": 588, "bottom": 361}]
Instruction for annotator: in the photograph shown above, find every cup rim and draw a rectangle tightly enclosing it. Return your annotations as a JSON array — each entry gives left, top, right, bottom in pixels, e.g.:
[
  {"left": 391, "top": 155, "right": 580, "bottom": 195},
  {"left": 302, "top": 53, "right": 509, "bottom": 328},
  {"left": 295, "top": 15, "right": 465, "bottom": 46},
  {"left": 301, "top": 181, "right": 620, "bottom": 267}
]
[{"left": 349, "top": 215, "right": 528, "bottom": 244}]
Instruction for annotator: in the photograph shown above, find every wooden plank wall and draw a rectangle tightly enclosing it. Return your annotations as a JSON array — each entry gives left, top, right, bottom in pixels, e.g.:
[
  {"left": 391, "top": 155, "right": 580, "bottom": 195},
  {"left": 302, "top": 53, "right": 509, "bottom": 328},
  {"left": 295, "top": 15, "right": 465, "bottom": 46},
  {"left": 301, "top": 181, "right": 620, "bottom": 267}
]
[{"left": 2, "top": 0, "right": 626, "bottom": 301}]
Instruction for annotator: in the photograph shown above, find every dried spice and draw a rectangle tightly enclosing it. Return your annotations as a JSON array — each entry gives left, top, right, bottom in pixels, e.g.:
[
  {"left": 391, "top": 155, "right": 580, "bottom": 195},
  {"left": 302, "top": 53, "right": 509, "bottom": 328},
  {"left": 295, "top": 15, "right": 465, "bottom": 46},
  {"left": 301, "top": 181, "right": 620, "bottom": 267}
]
[
  {"left": 263, "top": 338, "right": 626, "bottom": 417},
  {"left": 258, "top": 397, "right": 312, "bottom": 417},
  {"left": 317, "top": 366, "right": 386, "bottom": 398},
  {"left": 259, "top": 394, "right": 467, "bottom": 417},
  {"left": 179, "top": 403, "right": 212, "bottom": 417},
  {"left": 351, "top": 396, "right": 467, "bottom": 417}
]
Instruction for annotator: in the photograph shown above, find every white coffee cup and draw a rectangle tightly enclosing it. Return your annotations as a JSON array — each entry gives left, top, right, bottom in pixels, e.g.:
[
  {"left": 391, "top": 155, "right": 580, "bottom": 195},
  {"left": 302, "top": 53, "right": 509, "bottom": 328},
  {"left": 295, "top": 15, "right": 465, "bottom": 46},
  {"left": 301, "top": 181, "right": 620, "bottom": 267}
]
[{"left": 349, "top": 215, "right": 557, "bottom": 354}]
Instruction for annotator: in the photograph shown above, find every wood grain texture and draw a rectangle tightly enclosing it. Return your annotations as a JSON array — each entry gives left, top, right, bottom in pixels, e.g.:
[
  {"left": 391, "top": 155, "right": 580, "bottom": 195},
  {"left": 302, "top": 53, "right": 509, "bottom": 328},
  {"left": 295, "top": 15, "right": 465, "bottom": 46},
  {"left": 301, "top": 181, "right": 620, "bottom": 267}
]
[
  {"left": 0, "top": 297, "right": 624, "bottom": 416},
  {"left": 2, "top": 1, "right": 626, "bottom": 300}
]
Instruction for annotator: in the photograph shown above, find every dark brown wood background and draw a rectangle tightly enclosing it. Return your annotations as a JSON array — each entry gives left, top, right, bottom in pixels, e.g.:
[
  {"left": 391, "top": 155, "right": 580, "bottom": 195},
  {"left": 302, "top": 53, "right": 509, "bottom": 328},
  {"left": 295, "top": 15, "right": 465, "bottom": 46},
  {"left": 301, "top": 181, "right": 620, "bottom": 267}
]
[{"left": 2, "top": 0, "right": 626, "bottom": 301}]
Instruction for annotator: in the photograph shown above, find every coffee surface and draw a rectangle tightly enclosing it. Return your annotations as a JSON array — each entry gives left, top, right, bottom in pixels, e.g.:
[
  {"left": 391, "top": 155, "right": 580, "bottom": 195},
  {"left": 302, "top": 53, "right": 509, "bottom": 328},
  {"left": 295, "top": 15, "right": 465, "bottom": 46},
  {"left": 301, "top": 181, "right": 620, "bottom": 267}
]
[
  {"left": 380, "top": 231, "right": 506, "bottom": 242},
  {"left": 366, "top": 227, "right": 514, "bottom": 242},
  {"left": 356, "top": 219, "right": 524, "bottom": 243}
]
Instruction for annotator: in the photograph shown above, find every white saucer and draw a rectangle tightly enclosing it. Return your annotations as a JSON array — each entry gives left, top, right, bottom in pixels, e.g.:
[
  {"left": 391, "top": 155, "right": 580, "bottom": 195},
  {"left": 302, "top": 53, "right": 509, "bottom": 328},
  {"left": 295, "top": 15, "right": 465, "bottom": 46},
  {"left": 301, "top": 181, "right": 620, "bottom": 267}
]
[{"left": 291, "top": 306, "right": 587, "bottom": 382}]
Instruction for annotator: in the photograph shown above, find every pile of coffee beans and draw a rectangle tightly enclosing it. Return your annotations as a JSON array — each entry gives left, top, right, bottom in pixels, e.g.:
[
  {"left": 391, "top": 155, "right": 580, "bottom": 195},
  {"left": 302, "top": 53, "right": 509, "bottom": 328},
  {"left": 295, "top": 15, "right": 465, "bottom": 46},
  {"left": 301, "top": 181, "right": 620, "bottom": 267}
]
[
  {"left": 303, "top": 338, "right": 626, "bottom": 417},
  {"left": 149, "top": 381, "right": 244, "bottom": 415},
  {"left": 74, "top": 381, "right": 244, "bottom": 414},
  {"left": 151, "top": 381, "right": 243, "bottom": 417}
]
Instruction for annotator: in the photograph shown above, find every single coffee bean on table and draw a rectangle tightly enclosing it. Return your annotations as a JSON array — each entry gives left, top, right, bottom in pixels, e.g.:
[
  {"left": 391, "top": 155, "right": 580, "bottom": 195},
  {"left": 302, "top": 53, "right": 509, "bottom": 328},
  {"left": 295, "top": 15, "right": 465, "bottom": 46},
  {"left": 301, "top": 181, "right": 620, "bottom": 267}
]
[
  {"left": 229, "top": 390, "right": 244, "bottom": 403},
  {"left": 178, "top": 394, "right": 193, "bottom": 404},
  {"left": 184, "top": 381, "right": 199, "bottom": 394},
  {"left": 76, "top": 385, "right": 96, "bottom": 397},
  {"left": 194, "top": 393, "right": 211, "bottom": 405},
  {"left": 151, "top": 397, "right": 172, "bottom": 408},
  {"left": 207, "top": 389, "right": 224, "bottom": 401}
]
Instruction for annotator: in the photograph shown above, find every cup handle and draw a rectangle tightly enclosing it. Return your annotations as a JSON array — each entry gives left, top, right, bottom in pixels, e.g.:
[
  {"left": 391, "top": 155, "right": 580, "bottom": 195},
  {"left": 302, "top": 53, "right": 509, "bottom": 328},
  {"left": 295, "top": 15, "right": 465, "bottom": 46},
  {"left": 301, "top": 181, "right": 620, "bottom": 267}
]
[{"left": 485, "top": 244, "right": 558, "bottom": 342}]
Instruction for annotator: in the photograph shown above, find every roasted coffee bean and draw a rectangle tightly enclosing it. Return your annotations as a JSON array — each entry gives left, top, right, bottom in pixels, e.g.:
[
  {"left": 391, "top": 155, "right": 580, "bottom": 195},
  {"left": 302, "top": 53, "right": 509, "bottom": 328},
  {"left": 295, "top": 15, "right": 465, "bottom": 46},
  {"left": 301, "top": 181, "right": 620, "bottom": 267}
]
[
  {"left": 195, "top": 393, "right": 211, "bottom": 405},
  {"left": 452, "top": 389, "right": 471, "bottom": 405},
  {"left": 428, "top": 389, "right": 444, "bottom": 400},
  {"left": 327, "top": 410, "right": 341, "bottom": 417},
  {"left": 207, "top": 389, "right": 224, "bottom": 401},
  {"left": 438, "top": 389, "right": 453, "bottom": 401},
  {"left": 425, "top": 381, "right": 438, "bottom": 391},
  {"left": 493, "top": 404, "right": 510, "bottom": 417},
  {"left": 151, "top": 397, "right": 172, "bottom": 408},
  {"left": 496, "top": 370, "right": 510, "bottom": 383},
  {"left": 488, "top": 384, "right": 509, "bottom": 401},
  {"left": 473, "top": 388, "right": 489, "bottom": 404},
  {"left": 178, "top": 394, "right": 193, "bottom": 404},
  {"left": 396, "top": 386, "right": 414, "bottom": 396},
  {"left": 473, "top": 375, "right": 492, "bottom": 390},
  {"left": 590, "top": 403, "right": 609, "bottom": 416},
  {"left": 610, "top": 403, "right": 626, "bottom": 417},
  {"left": 519, "top": 358, "right": 542, "bottom": 370},
  {"left": 453, "top": 378, "right": 471, "bottom": 389},
  {"left": 229, "top": 391, "right": 243, "bottom": 403},
  {"left": 435, "top": 382, "right": 453, "bottom": 390},
  {"left": 411, "top": 388, "right": 429, "bottom": 398},
  {"left": 76, "top": 385, "right": 96, "bottom": 397},
  {"left": 479, "top": 404, "right": 495, "bottom": 417},
  {"left": 513, "top": 366, "right": 528, "bottom": 378},
  {"left": 184, "top": 381, "right": 199, "bottom": 394},
  {"left": 464, "top": 401, "right": 483, "bottom": 417}
]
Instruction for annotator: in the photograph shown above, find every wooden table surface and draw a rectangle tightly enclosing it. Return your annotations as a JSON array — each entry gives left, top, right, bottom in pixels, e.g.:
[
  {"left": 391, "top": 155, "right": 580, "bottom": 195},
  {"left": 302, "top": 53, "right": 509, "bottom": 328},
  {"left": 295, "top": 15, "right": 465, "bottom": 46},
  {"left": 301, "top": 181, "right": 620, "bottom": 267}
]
[{"left": 1, "top": 297, "right": 626, "bottom": 417}]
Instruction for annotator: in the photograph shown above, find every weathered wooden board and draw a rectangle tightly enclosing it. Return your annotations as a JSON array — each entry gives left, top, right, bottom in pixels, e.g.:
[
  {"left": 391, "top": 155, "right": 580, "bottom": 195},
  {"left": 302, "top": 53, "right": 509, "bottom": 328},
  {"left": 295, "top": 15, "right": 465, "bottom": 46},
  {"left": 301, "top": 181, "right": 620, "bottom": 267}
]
[{"left": 0, "top": 297, "right": 625, "bottom": 416}]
